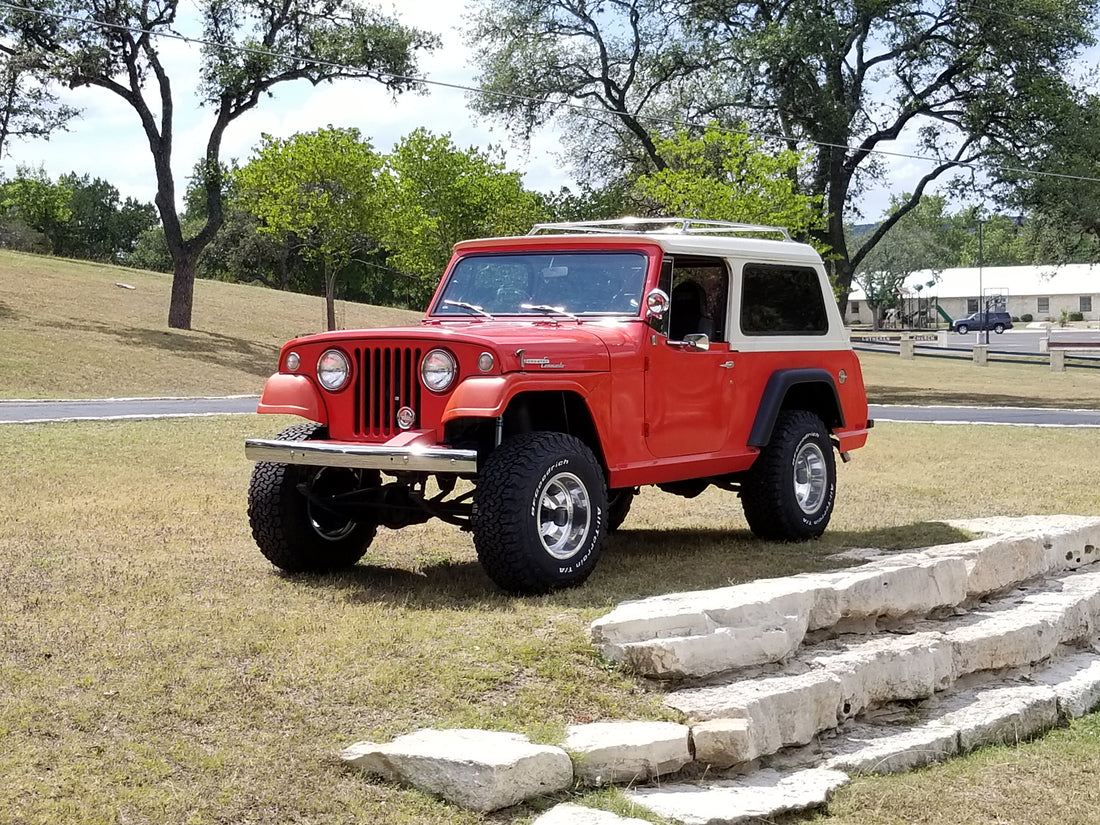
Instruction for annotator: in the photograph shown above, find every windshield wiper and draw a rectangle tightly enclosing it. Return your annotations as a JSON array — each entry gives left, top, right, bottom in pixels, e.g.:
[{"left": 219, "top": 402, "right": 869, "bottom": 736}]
[
  {"left": 521, "top": 303, "right": 578, "bottom": 320},
  {"left": 442, "top": 300, "right": 494, "bottom": 319}
]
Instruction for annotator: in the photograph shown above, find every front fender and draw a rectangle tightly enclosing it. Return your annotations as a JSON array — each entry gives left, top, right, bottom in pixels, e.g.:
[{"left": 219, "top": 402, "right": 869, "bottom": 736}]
[
  {"left": 256, "top": 373, "right": 329, "bottom": 424},
  {"left": 441, "top": 374, "right": 596, "bottom": 423}
]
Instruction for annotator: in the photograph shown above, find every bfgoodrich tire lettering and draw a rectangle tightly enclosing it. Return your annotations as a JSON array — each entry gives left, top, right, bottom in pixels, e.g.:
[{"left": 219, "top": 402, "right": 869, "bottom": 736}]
[
  {"left": 473, "top": 432, "right": 607, "bottom": 594},
  {"left": 247, "top": 422, "right": 377, "bottom": 572},
  {"left": 741, "top": 410, "right": 836, "bottom": 541}
]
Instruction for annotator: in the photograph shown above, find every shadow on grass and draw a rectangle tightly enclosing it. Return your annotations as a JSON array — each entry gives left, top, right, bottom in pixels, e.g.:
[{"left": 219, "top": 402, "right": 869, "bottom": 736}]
[
  {"left": 871, "top": 387, "right": 1100, "bottom": 409},
  {"left": 0, "top": 298, "right": 20, "bottom": 321},
  {"left": 59, "top": 319, "right": 276, "bottom": 378},
  {"left": 284, "top": 520, "right": 976, "bottom": 610}
]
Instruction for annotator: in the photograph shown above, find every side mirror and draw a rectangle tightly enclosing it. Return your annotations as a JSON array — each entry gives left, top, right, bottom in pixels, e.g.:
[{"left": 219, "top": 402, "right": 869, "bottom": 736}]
[
  {"left": 682, "top": 333, "right": 710, "bottom": 351},
  {"left": 645, "top": 288, "right": 670, "bottom": 320}
]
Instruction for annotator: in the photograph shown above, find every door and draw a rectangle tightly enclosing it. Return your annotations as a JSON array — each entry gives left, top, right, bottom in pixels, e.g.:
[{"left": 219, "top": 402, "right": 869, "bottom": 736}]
[{"left": 644, "top": 256, "right": 737, "bottom": 458}]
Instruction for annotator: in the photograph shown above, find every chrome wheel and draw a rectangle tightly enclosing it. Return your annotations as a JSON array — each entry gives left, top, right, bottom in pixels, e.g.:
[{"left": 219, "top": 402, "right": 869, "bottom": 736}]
[
  {"left": 538, "top": 471, "right": 592, "bottom": 560},
  {"left": 793, "top": 441, "right": 828, "bottom": 515}
]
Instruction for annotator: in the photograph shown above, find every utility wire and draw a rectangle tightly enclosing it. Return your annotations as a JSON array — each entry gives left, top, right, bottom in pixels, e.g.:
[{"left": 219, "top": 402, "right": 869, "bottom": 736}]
[{"left": 1, "top": 0, "right": 1100, "bottom": 187}]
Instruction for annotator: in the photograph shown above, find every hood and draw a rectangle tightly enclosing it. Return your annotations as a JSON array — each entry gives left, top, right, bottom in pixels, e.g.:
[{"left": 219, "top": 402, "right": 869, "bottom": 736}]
[{"left": 290, "top": 319, "right": 643, "bottom": 373}]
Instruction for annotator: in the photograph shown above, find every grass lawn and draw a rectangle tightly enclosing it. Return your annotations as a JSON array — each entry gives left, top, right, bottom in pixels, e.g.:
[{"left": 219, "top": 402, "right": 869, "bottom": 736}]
[
  {"left": 2, "top": 251, "right": 1099, "bottom": 824},
  {"left": 3, "top": 416, "right": 1099, "bottom": 824}
]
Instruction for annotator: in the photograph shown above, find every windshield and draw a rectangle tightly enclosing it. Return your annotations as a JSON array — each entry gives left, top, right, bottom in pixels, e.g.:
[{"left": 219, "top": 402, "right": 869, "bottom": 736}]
[{"left": 432, "top": 251, "right": 649, "bottom": 317}]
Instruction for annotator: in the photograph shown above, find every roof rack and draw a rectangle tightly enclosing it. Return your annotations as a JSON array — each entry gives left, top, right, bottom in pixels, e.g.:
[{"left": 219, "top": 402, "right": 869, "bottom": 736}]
[{"left": 527, "top": 217, "right": 792, "bottom": 241}]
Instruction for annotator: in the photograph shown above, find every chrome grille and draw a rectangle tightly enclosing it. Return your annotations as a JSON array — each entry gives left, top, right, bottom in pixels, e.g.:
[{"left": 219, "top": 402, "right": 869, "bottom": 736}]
[{"left": 352, "top": 346, "right": 423, "bottom": 437}]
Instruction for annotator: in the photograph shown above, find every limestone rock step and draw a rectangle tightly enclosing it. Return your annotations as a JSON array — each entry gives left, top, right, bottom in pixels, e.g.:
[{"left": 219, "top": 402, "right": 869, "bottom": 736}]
[
  {"left": 624, "top": 768, "right": 850, "bottom": 825},
  {"left": 667, "top": 568, "right": 1100, "bottom": 766},
  {"left": 592, "top": 516, "right": 1100, "bottom": 680},
  {"left": 340, "top": 728, "right": 572, "bottom": 812},
  {"left": 817, "top": 651, "right": 1100, "bottom": 775}
]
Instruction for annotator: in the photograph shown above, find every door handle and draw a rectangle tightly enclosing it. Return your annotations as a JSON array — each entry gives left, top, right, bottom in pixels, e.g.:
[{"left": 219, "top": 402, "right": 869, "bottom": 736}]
[{"left": 718, "top": 360, "right": 735, "bottom": 369}]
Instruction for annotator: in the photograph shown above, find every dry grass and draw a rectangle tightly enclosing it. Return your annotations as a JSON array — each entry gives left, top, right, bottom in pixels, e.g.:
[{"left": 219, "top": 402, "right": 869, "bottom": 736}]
[
  {"left": 3, "top": 252, "right": 1100, "bottom": 824},
  {"left": 3, "top": 416, "right": 1099, "bottom": 824},
  {"left": 858, "top": 349, "right": 1100, "bottom": 409},
  {"left": 818, "top": 715, "right": 1100, "bottom": 825},
  {"left": 0, "top": 250, "right": 420, "bottom": 399}
]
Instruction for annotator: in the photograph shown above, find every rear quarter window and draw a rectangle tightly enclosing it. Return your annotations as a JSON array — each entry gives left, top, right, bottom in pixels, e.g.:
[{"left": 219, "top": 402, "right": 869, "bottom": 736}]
[{"left": 740, "top": 264, "right": 829, "bottom": 335}]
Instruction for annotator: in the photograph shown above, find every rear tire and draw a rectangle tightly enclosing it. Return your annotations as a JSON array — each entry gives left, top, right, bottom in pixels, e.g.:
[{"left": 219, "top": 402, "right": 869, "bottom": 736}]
[
  {"left": 741, "top": 410, "right": 836, "bottom": 541},
  {"left": 473, "top": 432, "right": 607, "bottom": 595},
  {"left": 993, "top": 323, "right": 1005, "bottom": 334},
  {"left": 247, "top": 423, "right": 378, "bottom": 573},
  {"left": 956, "top": 324, "right": 969, "bottom": 334}
]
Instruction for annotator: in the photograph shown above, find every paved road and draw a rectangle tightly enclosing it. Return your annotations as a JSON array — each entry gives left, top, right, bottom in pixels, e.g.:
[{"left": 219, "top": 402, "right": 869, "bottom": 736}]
[
  {"left": 2, "top": 396, "right": 1099, "bottom": 428},
  {"left": 0, "top": 395, "right": 259, "bottom": 423},
  {"left": 869, "top": 404, "right": 1100, "bottom": 428}
]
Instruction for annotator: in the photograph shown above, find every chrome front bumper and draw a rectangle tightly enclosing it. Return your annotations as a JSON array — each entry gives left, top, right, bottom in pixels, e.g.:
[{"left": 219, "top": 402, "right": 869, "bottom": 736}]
[{"left": 244, "top": 438, "right": 478, "bottom": 474}]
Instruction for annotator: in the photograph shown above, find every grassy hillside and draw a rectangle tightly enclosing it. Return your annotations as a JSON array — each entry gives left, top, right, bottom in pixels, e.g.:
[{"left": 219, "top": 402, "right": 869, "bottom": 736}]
[
  {"left": 2, "top": 249, "right": 1098, "bottom": 409},
  {"left": 0, "top": 250, "right": 421, "bottom": 399}
]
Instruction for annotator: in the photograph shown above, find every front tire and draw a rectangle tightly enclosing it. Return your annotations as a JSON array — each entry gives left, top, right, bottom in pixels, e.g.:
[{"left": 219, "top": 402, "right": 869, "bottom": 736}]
[
  {"left": 741, "top": 410, "right": 836, "bottom": 541},
  {"left": 247, "top": 423, "right": 378, "bottom": 573},
  {"left": 473, "top": 432, "right": 607, "bottom": 595}
]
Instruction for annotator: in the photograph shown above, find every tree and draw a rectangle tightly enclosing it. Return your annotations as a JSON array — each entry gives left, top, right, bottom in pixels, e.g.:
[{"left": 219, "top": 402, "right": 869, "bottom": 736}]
[
  {"left": 634, "top": 126, "right": 825, "bottom": 243},
  {"left": 853, "top": 195, "right": 955, "bottom": 330},
  {"left": 377, "top": 128, "right": 547, "bottom": 306},
  {"left": 0, "top": 165, "right": 72, "bottom": 252},
  {"left": 54, "top": 173, "right": 157, "bottom": 261},
  {"left": 2, "top": 1, "right": 438, "bottom": 329},
  {"left": 0, "top": 41, "right": 79, "bottom": 161},
  {"left": 471, "top": 0, "right": 1099, "bottom": 310},
  {"left": 234, "top": 127, "right": 384, "bottom": 330},
  {"left": 990, "top": 90, "right": 1100, "bottom": 264},
  {"left": 471, "top": 0, "right": 703, "bottom": 181}
]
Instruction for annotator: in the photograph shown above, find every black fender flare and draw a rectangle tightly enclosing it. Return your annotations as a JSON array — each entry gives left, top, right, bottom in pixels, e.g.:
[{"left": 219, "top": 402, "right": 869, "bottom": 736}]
[{"left": 747, "top": 369, "right": 844, "bottom": 448}]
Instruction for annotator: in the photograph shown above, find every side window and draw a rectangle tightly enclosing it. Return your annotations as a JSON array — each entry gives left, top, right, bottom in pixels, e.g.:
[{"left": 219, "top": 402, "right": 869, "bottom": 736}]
[
  {"left": 1037, "top": 296, "right": 1050, "bottom": 314},
  {"left": 666, "top": 256, "right": 730, "bottom": 343},
  {"left": 740, "top": 264, "right": 828, "bottom": 335}
]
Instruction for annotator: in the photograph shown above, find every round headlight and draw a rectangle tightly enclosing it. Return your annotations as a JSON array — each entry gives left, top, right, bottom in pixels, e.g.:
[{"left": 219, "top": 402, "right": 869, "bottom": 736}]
[
  {"left": 285, "top": 351, "right": 301, "bottom": 371},
  {"left": 421, "top": 348, "right": 457, "bottom": 392},
  {"left": 317, "top": 349, "right": 350, "bottom": 391},
  {"left": 478, "top": 352, "right": 495, "bottom": 372}
]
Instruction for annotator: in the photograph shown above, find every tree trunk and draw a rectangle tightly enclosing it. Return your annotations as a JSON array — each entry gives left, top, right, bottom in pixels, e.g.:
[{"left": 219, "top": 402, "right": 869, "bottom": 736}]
[
  {"left": 167, "top": 251, "right": 199, "bottom": 330},
  {"left": 325, "top": 261, "right": 337, "bottom": 331}
]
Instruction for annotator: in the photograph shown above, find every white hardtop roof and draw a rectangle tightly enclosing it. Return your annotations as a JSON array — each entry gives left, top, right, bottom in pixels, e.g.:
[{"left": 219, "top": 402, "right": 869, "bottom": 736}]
[
  {"left": 849, "top": 263, "right": 1100, "bottom": 300},
  {"left": 458, "top": 217, "right": 824, "bottom": 266}
]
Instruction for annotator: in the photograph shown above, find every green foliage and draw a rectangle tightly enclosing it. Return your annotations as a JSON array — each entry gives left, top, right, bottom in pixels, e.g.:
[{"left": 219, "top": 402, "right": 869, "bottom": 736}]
[
  {"left": 54, "top": 173, "right": 157, "bottom": 262},
  {"left": 376, "top": 128, "right": 547, "bottom": 306},
  {"left": 0, "top": 165, "right": 72, "bottom": 253},
  {"left": 992, "top": 90, "right": 1100, "bottom": 263},
  {"left": 0, "top": 51, "right": 80, "bottom": 160},
  {"left": 635, "top": 126, "right": 826, "bottom": 244},
  {"left": 234, "top": 127, "right": 385, "bottom": 329}
]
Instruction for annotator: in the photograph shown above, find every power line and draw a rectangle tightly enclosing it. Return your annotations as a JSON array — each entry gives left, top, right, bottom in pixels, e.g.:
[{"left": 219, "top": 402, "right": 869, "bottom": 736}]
[{"left": 1, "top": 0, "right": 1099, "bottom": 189}]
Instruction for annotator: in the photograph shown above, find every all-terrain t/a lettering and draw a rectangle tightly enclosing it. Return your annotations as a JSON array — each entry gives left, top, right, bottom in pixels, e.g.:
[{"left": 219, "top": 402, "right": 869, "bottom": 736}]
[{"left": 245, "top": 218, "right": 873, "bottom": 594}]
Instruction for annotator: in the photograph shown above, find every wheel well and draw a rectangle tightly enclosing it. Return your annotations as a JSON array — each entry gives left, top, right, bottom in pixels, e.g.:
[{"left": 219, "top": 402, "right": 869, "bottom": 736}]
[
  {"left": 748, "top": 370, "right": 843, "bottom": 448},
  {"left": 443, "top": 391, "right": 605, "bottom": 469}
]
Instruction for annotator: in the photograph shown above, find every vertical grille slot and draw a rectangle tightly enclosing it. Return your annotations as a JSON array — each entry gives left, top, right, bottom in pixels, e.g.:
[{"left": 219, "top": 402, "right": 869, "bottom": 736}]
[{"left": 353, "top": 345, "right": 422, "bottom": 437}]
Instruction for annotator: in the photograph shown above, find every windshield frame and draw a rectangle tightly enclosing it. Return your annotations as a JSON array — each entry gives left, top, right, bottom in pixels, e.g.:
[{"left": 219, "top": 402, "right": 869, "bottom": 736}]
[{"left": 428, "top": 249, "right": 652, "bottom": 320}]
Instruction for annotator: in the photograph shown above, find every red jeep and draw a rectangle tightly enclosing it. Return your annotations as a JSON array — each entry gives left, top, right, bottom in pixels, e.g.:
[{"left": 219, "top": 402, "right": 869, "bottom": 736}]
[{"left": 245, "top": 219, "right": 872, "bottom": 594}]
